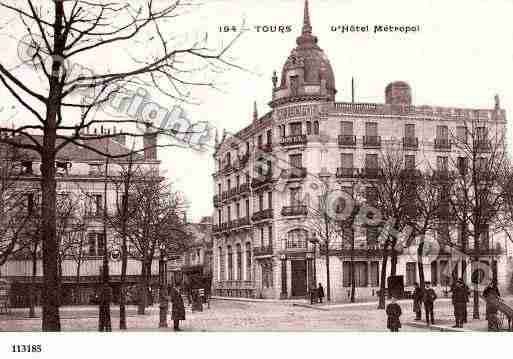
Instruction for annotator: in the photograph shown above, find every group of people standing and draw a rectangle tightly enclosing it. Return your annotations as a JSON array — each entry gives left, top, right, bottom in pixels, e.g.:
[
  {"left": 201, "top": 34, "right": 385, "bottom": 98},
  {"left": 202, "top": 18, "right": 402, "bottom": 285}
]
[{"left": 309, "top": 283, "right": 325, "bottom": 304}]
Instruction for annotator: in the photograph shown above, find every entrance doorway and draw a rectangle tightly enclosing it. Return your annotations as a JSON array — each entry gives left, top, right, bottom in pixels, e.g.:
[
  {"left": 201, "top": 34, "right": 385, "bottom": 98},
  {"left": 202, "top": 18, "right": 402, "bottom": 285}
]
[{"left": 291, "top": 260, "right": 307, "bottom": 297}]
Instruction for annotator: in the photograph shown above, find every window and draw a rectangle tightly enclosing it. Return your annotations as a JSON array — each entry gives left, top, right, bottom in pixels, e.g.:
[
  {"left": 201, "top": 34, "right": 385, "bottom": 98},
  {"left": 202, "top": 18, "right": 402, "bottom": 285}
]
[
  {"left": 289, "top": 153, "right": 302, "bottom": 168},
  {"left": 430, "top": 261, "right": 438, "bottom": 286},
  {"left": 290, "top": 122, "right": 302, "bottom": 136},
  {"left": 227, "top": 205, "right": 231, "bottom": 222},
  {"left": 236, "top": 202, "right": 240, "bottom": 219},
  {"left": 56, "top": 161, "right": 69, "bottom": 176},
  {"left": 227, "top": 246, "right": 233, "bottom": 280},
  {"left": 456, "top": 126, "right": 467, "bottom": 144},
  {"left": 436, "top": 156, "right": 448, "bottom": 171},
  {"left": 279, "top": 125, "right": 285, "bottom": 138},
  {"left": 266, "top": 129, "right": 272, "bottom": 145},
  {"left": 87, "top": 232, "right": 105, "bottom": 257},
  {"left": 370, "top": 262, "right": 379, "bottom": 287},
  {"left": 457, "top": 157, "right": 468, "bottom": 175},
  {"left": 365, "top": 187, "right": 378, "bottom": 205},
  {"left": 88, "top": 233, "right": 96, "bottom": 256},
  {"left": 341, "top": 153, "right": 353, "bottom": 168},
  {"left": 268, "top": 226, "right": 273, "bottom": 247},
  {"left": 245, "top": 198, "right": 250, "bottom": 218},
  {"left": 258, "top": 193, "right": 264, "bottom": 211},
  {"left": 217, "top": 183, "right": 221, "bottom": 195},
  {"left": 262, "top": 260, "right": 273, "bottom": 288},
  {"left": 21, "top": 161, "right": 33, "bottom": 175},
  {"left": 405, "top": 124, "right": 415, "bottom": 138},
  {"left": 405, "top": 155, "right": 416, "bottom": 169},
  {"left": 219, "top": 247, "right": 225, "bottom": 281},
  {"left": 217, "top": 209, "right": 222, "bottom": 226},
  {"left": 89, "top": 163, "right": 103, "bottom": 176},
  {"left": 285, "top": 229, "right": 307, "bottom": 249},
  {"left": 87, "top": 194, "right": 102, "bottom": 216},
  {"left": 406, "top": 262, "right": 417, "bottom": 286},
  {"left": 306, "top": 121, "right": 312, "bottom": 135},
  {"left": 268, "top": 191, "right": 272, "bottom": 209},
  {"left": 236, "top": 176, "right": 240, "bottom": 188},
  {"left": 365, "top": 122, "right": 378, "bottom": 137},
  {"left": 245, "top": 243, "right": 252, "bottom": 281},
  {"left": 257, "top": 135, "right": 263, "bottom": 148},
  {"left": 290, "top": 187, "right": 301, "bottom": 206},
  {"left": 227, "top": 179, "right": 231, "bottom": 191},
  {"left": 343, "top": 262, "right": 368, "bottom": 287},
  {"left": 341, "top": 121, "right": 353, "bottom": 135},
  {"left": 260, "top": 227, "right": 265, "bottom": 247},
  {"left": 313, "top": 121, "right": 319, "bottom": 135},
  {"left": 365, "top": 154, "right": 378, "bottom": 169},
  {"left": 479, "top": 224, "right": 490, "bottom": 249},
  {"left": 366, "top": 227, "right": 379, "bottom": 247},
  {"left": 236, "top": 244, "right": 242, "bottom": 281},
  {"left": 436, "top": 125, "right": 448, "bottom": 140},
  {"left": 226, "top": 152, "right": 231, "bottom": 166},
  {"left": 476, "top": 127, "right": 488, "bottom": 142}
]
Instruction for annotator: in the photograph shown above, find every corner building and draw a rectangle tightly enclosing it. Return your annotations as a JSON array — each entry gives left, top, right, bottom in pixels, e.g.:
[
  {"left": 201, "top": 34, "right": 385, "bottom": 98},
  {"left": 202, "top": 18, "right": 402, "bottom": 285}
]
[{"left": 211, "top": 0, "right": 512, "bottom": 300}]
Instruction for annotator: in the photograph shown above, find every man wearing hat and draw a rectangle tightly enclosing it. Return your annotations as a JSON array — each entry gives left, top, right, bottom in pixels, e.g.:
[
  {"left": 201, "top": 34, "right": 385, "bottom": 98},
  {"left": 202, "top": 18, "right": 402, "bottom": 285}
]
[{"left": 451, "top": 279, "right": 467, "bottom": 328}]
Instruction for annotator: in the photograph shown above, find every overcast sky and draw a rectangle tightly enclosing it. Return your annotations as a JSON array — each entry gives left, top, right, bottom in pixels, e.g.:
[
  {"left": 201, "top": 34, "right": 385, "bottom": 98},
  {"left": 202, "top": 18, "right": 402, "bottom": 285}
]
[{"left": 1, "top": 0, "right": 512, "bottom": 222}]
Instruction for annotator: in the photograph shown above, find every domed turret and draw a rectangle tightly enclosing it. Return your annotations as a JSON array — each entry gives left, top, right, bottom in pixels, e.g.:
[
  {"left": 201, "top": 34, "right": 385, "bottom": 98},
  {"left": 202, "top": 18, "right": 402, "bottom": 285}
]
[
  {"left": 385, "top": 81, "right": 412, "bottom": 105},
  {"left": 271, "top": 0, "right": 336, "bottom": 106}
]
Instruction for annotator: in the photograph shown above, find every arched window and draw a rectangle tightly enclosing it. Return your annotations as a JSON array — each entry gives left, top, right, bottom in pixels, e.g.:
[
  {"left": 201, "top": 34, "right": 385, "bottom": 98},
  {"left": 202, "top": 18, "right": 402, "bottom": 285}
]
[
  {"left": 236, "top": 243, "right": 242, "bottom": 280},
  {"left": 313, "top": 120, "right": 319, "bottom": 135},
  {"left": 286, "top": 229, "right": 308, "bottom": 249},
  {"left": 218, "top": 247, "right": 225, "bottom": 281},
  {"left": 245, "top": 242, "right": 252, "bottom": 281},
  {"left": 227, "top": 245, "right": 233, "bottom": 280}
]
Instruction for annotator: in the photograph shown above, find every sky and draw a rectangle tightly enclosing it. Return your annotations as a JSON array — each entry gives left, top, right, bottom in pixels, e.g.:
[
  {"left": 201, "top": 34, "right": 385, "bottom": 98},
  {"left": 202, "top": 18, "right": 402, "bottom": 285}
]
[{"left": 1, "top": 0, "right": 513, "bottom": 222}]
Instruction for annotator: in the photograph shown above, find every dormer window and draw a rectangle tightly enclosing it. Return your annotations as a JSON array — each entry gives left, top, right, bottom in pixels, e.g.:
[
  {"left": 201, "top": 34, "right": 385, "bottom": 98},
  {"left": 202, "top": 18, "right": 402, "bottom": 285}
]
[
  {"left": 21, "top": 161, "right": 33, "bottom": 175},
  {"left": 56, "top": 161, "right": 70, "bottom": 176}
]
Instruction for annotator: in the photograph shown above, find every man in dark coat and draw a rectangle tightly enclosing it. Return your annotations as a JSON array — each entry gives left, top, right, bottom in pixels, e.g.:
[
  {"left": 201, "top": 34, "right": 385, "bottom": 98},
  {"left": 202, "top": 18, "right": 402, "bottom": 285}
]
[
  {"left": 483, "top": 280, "right": 501, "bottom": 331},
  {"left": 386, "top": 296, "right": 402, "bottom": 332},
  {"left": 422, "top": 281, "right": 437, "bottom": 325},
  {"left": 169, "top": 285, "right": 186, "bottom": 331},
  {"left": 451, "top": 279, "right": 467, "bottom": 328},
  {"left": 317, "top": 283, "right": 325, "bottom": 304},
  {"left": 412, "top": 282, "right": 423, "bottom": 321}
]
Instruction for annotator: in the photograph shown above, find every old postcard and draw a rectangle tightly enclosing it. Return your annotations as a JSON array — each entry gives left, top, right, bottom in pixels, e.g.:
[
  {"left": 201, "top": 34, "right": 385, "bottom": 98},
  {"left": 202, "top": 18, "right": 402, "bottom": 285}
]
[{"left": 0, "top": 0, "right": 512, "bottom": 355}]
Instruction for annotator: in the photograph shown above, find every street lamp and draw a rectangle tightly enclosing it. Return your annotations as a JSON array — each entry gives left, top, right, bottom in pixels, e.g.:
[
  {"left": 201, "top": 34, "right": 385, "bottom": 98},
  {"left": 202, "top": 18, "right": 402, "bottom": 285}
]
[{"left": 159, "top": 243, "right": 168, "bottom": 328}]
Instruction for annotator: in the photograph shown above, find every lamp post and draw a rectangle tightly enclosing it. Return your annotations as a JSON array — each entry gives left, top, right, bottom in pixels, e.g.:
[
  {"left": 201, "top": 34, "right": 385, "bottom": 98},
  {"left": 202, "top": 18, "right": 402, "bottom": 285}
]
[
  {"left": 308, "top": 234, "right": 319, "bottom": 287},
  {"left": 158, "top": 243, "right": 168, "bottom": 328}
]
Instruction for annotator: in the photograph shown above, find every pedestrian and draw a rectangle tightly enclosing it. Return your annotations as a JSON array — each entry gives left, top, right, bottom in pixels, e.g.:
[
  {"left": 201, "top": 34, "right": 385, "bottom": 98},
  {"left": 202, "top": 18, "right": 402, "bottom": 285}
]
[
  {"left": 159, "top": 287, "right": 169, "bottom": 328},
  {"left": 451, "top": 279, "right": 467, "bottom": 328},
  {"left": 422, "top": 281, "right": 437, "bottom": 325},
  {"left": 309, "top": 287, "right": 317, "bottom": 305},
  {"left": 462, "top": 280, "right": 470, "bottom": 323},
  {"left": 483, "top": 280, "right": 501, "bottom": 332},
  {"left": 317, "top": 283, "right": 325, "bottom": 304},
  {"left": 386, "top": 296, "right": 402, "bottom": 332},
  {"left": 412, "top": 282, "right": 423, "bottom": 321},
  {"left": 191, "top": 289, "right": 203, "bottom": 312},
  {"left": 170, "top": 284, "right": 186, "bottom": 331}
]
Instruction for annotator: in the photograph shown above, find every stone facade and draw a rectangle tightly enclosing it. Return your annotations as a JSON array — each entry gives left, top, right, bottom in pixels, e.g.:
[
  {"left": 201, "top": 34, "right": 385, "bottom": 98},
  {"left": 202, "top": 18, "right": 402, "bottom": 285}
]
[{"left": 211, "top": 1, "right": 511, "bottom": 300}]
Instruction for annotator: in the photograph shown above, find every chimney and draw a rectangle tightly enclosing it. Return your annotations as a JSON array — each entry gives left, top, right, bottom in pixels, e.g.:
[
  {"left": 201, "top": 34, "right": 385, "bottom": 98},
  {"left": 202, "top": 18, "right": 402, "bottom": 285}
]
[{"left": 143, "top": 123, "right": 157, "bottom": 160}]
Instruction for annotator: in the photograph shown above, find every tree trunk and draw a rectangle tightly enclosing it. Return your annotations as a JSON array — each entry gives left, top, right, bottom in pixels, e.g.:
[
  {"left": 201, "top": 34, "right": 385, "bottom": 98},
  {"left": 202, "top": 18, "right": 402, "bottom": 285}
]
[
  {"left": 75, "top": 261, "right": 81, "bottom": 305},
  {"left": 40, "top": 149, "right": 61, "bottom": 331},
  {"left": 137, "top": 261, "right": 148, "bottom": 315},
  {"left": 350, "top": 232, "right": 355, "bottom": 303},
  {"left": 119, "top": 234, "right": 128, "bottom": 329},
  {"left": 417, "top": 241, "right": 425, "bottom": 289},
  {"left": 378, "top": 250, "right": 388, "bottom": 310},
  {"left": 325, "top": 252, "right": 331, "bottom": 302},
  {"left": 29, "top": 247, "right": 37, "bottom": 318}
]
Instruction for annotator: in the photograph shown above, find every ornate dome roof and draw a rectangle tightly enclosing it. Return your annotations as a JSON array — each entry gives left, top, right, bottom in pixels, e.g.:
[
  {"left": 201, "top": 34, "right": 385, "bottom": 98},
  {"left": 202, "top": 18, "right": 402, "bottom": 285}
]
[{"left": 274, "top": 1, "right": 336, "bottom": 103}]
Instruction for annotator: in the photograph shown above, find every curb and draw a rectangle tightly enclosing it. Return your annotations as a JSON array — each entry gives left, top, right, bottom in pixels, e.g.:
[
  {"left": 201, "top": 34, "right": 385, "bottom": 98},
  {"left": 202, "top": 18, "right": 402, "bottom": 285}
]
[
  {"left": 292, "top": 303, "right": 330, "bottom": 311},
  {"left": 211, "top": 296, "right": 306, "bottom": 305},
  {"left": 405, "top": 321, "right": 471, "bottom": 332}
]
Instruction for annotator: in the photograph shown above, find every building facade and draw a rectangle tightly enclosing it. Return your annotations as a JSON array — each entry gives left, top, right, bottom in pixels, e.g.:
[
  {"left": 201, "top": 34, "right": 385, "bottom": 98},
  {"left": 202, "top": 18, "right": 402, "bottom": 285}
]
[
  {"left": 0, "top": 127, "right": 165, "bottom": 306},
  {"left": 211, "top": 0, "right": 512, "bottom": 301}
]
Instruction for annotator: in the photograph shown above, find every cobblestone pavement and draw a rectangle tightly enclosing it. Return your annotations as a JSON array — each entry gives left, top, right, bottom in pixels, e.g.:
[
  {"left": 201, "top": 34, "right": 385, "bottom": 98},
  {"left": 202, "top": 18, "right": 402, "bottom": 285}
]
[{"left": 1, "top": 297, "right": 509, "bottom": 332}]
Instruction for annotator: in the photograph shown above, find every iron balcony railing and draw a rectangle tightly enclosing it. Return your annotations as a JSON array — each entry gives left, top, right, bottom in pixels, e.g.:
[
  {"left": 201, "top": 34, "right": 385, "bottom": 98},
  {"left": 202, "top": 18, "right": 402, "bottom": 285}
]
[
  {"left": 251, "top": 208, "right": 273, "bottom": 222},
  {"left": 434, "top": 138, "right": 451, "bottom": 150},
  {"left": 336, "top": 167, "right": 359, "bottom": 178},
  {"left": 363, "top": 135, "right": 381, "bottom": 148},
  {"left": 253, "top": 245, "right": 273, "bottom": 256},
  {"left": 402, "top": 137, "right": 419, "bottom": 149},
  {"left": 281, "top": 205, "right": 308, "bottom": 217},
  {"left": 338, "top": 135, "right": 356, "bottom": 147},
  {"left": 280, "top": 167, "right": 307, "bottom": 180}
]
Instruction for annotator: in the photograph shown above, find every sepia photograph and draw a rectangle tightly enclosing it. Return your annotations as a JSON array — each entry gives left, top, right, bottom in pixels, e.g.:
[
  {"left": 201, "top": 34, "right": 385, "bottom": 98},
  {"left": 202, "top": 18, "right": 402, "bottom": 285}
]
[{"left": 0, "top": 0, "right": 512, "bottom": 356}]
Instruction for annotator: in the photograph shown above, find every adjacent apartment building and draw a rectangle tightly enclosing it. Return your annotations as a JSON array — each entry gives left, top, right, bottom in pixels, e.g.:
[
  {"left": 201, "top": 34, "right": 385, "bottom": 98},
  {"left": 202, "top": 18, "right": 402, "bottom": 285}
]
[{"left": 211, "top": 0, "right": 512, "bottom": 300}]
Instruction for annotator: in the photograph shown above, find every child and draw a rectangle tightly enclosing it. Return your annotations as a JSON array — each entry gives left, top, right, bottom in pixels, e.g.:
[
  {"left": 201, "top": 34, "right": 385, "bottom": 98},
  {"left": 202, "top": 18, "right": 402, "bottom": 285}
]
[{"left": 386, "top": 296, "right": 402, "bottom": 332}]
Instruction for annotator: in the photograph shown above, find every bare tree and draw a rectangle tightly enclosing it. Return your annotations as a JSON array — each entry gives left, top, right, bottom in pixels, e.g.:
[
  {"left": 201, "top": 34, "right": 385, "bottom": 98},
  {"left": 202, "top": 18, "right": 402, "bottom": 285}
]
[
  {"left": 0, "top": 0, "right": 242, "bottom": 330},
  {"left": 123, "top": 175, "right": 188, "bottom": 314},
  {"left": 447, "top": 116, "right": 509, "bottom": 319}
]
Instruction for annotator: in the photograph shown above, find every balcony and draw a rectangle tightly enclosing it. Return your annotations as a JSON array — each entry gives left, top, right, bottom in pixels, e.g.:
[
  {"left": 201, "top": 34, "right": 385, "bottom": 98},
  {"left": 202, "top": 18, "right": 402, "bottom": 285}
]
[
  {"left": 220, "top": 222, "right": 229, "bottom": 232},
  {"left": 402, "top": 137, "right": 419, "bottom": 150},
  {"left": 338, "top": 135, "right": 356, "bottom": 147},
  {"left": 281, "top": 205, "right": 308, "bottom": 217},
  {"left": 336, "top": 167, "right": 359, "bottom": 179},
  {"left": 213, "top": 195, "right": 220, "bottom": 207},
  {"left": 238, "top": 183, "right": 250, "bottom": 195},
  {"left": 257, "top": 143, "right": 273, "bottom": 153},
  {"left": 361, "top": 167, "right": 382, "bottom": 179},
  {"left": 221, "top": 191, "right": 229, "bottom": 201},
  {"left": 434, "top": 138, "right": 451, "bottom": 151},
  {"left": 475, "top": 140, "right": 491, "bottom": 153},
  {"left": 280, "top": 167, "right": 307, "bottom": 180},
  {"left": 319, "top": 243, "right": 390, "bottom": 257},
  {"left": 251, "top": 172, "right": 273, "bottom": 189},
  {"left": 237, "top": 153, "right": 250, "bottom": 168},
  {"left": 237, "top": 216, "right": 251, "bottom": 227},
  {"left": 363, "top": 136, "right": 381, "bottom": 148},
  {"left": 228, "top": 187, "right": 238, "bottom": 198},
  {"left": 253, "top": 245, "right": 273, "bottom": 257},
  {"left": 251, "top": 209, "right": 273, "bottom": 222},
  {"left": 280, "top": 134, "right": 307, "bottom": 147}
]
